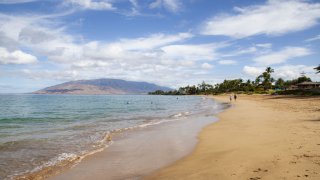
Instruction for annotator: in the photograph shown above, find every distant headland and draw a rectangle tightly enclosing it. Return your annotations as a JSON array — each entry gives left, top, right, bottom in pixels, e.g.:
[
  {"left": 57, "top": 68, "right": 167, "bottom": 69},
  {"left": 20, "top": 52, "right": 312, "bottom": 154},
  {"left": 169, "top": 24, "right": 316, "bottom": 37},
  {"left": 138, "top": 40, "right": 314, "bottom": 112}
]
[{"left": 33, "top": 78, "right": 172, "bottom": 95}]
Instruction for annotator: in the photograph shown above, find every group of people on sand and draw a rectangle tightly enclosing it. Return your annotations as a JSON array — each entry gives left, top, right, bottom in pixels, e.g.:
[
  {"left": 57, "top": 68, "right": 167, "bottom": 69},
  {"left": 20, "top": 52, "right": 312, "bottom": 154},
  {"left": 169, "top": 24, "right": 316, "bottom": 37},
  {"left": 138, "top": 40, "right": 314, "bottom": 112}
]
[{"left": 229, "top": 94, "right": 237, "bottom": 102}]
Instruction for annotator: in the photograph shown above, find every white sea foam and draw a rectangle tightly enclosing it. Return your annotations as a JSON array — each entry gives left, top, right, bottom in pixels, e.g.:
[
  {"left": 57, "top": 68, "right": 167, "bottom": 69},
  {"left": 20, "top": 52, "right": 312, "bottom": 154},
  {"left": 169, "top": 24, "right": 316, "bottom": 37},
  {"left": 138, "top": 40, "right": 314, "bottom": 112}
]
[
  {"left": 31, "top": 153, "right": 78, "bottom": 173},
  {"left": 173, "top": 111, "right": 190, "bottom": 118}
]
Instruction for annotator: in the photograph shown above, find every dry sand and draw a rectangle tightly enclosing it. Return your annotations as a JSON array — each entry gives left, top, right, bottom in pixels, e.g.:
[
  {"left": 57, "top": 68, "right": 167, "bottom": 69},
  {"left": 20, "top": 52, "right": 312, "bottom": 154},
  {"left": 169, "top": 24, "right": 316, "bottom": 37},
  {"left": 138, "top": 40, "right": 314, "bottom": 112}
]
[{"left": 147, "top": 95, "right": 320, "bottom": 180}]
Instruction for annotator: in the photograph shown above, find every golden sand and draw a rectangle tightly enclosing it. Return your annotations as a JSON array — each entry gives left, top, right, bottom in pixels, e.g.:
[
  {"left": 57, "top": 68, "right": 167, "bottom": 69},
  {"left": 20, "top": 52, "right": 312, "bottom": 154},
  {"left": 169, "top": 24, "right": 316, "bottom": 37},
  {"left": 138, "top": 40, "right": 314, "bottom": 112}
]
[{"left": 147, "top": 95, "right": 320, "bottom": 180}]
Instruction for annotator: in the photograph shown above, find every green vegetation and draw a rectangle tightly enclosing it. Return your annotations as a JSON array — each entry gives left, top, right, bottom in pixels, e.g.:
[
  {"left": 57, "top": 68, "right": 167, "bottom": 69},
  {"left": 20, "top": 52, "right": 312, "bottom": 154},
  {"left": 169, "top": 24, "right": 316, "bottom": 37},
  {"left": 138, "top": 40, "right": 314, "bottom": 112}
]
[
  {"left": 275, "top": 90, "right": 320, "bottom": 96},
  {"left": 275, "top": 78, "right": 285, "bottom": 90},
  {"left": 315, "top": 65, "right": 320, "bottom": 74},
  {"left": 256, "top": 67, "right": 274, "bottom": 90},
  {"left": 149, "top": 66, "right": 320, "bottom": 96}
]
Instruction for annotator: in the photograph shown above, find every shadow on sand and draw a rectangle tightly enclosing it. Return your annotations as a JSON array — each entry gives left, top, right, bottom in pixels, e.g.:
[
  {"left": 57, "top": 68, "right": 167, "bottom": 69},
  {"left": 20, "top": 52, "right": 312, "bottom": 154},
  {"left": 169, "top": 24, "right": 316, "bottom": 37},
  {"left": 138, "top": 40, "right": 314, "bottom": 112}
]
[
  {"left": 264, "top": 95, "right": 320, "bottom": 100},
  {"left": 304, "top": 119, "right": 320, "bottom": 122}
]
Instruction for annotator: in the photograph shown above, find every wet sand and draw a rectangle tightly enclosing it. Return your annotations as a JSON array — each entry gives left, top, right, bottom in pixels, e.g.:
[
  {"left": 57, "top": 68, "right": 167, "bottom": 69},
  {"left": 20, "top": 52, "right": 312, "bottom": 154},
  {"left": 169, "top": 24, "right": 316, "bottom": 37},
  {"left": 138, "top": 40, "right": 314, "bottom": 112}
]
[
  {"left": 148, "top": 95, "right": 320, "bottom": 180},
  {"left": 47, "top": 115, "right": 219, "bottom": 180}
]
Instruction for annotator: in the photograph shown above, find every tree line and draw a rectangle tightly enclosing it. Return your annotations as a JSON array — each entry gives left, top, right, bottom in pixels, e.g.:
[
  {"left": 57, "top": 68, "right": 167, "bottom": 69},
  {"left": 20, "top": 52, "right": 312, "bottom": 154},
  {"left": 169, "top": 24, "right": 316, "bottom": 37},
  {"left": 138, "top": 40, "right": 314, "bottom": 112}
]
[{"left": 149, "top": 65, "right": 320, "bottom": 95}]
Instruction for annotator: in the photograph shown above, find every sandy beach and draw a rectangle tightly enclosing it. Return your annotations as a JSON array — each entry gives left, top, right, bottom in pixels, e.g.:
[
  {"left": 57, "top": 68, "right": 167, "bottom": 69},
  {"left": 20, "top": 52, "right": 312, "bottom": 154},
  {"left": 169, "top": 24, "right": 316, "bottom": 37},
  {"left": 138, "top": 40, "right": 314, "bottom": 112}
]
[{"left": 147, "top": 95, "right": 320, "bottom": 180}]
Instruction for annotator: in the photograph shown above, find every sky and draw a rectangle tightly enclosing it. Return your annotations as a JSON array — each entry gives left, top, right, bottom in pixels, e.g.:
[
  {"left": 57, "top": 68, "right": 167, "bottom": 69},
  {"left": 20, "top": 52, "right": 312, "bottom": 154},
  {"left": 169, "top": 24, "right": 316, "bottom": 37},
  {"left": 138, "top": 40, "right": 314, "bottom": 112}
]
[{"left": 0, "top": 0, "right": 319, "bottom": 93}]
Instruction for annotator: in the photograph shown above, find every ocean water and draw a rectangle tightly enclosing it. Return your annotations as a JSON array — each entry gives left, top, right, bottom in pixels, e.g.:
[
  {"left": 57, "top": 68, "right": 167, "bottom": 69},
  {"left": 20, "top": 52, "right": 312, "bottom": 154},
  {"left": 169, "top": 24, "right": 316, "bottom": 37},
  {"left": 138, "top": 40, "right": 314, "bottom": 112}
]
[{"left": 0, "top": 94, "right": 223, "bottom": 179}]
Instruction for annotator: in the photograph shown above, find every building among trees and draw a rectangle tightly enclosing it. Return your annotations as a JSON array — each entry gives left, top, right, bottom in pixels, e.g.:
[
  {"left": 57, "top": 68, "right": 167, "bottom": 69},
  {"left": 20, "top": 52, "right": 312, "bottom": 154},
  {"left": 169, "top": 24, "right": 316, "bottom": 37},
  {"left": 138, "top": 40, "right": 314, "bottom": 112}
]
[{"left": 297, "top": 82, "right": 320, "bottom": 90}]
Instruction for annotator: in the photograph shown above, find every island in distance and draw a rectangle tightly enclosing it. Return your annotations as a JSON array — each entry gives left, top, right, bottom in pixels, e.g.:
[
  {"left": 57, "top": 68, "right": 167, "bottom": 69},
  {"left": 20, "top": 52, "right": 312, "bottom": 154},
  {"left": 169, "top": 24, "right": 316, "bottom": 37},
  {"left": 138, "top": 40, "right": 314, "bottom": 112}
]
[{"left": 33, "top": 78, "right": 172, "bottom": 95}]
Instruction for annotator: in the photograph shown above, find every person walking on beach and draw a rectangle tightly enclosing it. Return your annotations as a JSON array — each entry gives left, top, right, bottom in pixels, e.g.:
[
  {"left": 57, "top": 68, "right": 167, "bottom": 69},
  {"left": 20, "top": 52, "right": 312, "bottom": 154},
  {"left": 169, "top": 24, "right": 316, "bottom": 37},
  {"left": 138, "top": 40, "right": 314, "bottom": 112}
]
[
  {"left": 229, "top": 95, "right": 232, "bottom": 102},
  {"left": 234, "top": 94, "right": 237, "bottom": 101}
]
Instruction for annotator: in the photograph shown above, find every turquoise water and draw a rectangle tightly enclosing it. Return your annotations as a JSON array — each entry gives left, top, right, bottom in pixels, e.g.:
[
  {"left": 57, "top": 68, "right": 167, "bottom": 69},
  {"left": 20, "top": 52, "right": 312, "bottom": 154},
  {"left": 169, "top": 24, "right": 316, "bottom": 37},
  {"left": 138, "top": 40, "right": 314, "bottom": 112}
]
[{"left": 0, "top": 94, "right": 222, "bottom": 179}]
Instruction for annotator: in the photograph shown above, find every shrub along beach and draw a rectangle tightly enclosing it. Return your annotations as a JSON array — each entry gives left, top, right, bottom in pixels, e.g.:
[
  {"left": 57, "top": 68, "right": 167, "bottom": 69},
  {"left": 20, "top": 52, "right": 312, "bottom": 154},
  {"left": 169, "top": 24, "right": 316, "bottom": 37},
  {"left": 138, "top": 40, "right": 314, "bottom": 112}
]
[{"left": 149, "top": 66, "right": 320, "bottom": 96}]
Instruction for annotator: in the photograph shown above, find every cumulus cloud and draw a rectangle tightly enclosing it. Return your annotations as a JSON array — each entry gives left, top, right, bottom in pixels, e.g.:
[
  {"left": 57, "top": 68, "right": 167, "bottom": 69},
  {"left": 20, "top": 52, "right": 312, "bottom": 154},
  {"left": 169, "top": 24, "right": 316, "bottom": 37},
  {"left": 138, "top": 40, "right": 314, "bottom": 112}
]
[
  {"left": 149, "top": 0, "right": 182, "bottom": 12},
  {"left": 243, "top": 65, "right": 319, "bottom": 80},
  {"left": 243, "top": 66, "right": 264, "bottom": 77},
  {"left": 218, "top": 60, "right": 237, "bottom": 65},
  {"left": 274, "top": 65, "right": 318, "bottom": 80},
  {"left": 201, "top": 0, "right": 320, "bottom": 38},
  {"left": 0, "top": 47, "right": 37, "bottom": 64},
  {"left": 253, "top": 47, "right": 312, "bottom": 66},
  {"left": 0, "top": 12, "right": 228, "bottom": 87},
  {"left": 0, "top": 32, "right": 19, "bottom": 51},
  {"left": 0, "top": 14, "right": 32, "bottom": 43}
]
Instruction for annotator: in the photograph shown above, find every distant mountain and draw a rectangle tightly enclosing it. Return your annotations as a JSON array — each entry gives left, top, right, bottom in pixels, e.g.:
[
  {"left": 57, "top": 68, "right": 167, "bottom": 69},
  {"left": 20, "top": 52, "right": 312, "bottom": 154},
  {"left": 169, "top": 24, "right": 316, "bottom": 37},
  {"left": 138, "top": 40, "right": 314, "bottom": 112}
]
[{"left": 33, "top": 78, "right": 172, "bottom": 95}]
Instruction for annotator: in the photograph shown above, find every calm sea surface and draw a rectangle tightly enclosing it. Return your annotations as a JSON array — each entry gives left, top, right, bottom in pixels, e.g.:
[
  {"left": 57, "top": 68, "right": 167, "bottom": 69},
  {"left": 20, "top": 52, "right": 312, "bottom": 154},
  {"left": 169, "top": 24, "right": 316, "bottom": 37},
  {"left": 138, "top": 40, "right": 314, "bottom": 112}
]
[{"left": 0, "top": 94, "right": 222, "bottom": 179}]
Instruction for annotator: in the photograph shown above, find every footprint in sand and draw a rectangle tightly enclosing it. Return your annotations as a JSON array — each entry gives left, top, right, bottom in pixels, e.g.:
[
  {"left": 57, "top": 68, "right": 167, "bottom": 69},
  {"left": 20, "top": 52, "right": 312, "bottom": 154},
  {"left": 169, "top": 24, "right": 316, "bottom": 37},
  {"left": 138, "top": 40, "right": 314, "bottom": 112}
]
[
  {"left": 249, "top": 177, "right": 261, "bottom": 180},
  {"left": 253, "top": 168, "right": 269, "bottom": 173},
  {"left": 253, "top": 168, "right": 261, "bottom": 173}
]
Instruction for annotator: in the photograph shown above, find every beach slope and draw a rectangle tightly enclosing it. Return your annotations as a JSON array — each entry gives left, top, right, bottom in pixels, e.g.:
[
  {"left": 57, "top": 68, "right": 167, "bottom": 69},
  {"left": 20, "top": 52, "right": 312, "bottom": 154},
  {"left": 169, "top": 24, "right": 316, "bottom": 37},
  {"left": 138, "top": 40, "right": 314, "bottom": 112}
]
[{"left": 147, "top": 95, "right": 320, "bottom": 180}]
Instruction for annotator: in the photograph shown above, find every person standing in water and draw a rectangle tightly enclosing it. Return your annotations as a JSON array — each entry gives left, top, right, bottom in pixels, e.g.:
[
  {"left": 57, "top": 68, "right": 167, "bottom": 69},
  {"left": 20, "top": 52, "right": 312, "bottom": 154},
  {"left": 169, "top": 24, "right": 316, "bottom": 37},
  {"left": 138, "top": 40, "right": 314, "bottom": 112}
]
[{"left": 234, "top": 94, "right": 237, "bottom": 101}]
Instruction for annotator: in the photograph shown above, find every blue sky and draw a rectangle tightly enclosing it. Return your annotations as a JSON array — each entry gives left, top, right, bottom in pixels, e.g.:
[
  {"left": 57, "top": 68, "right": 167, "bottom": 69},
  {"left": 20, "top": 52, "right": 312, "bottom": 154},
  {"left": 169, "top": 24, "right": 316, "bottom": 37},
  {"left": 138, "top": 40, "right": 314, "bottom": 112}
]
[{"left": 0, "top": 0, "right": 319, "bottom": 93}]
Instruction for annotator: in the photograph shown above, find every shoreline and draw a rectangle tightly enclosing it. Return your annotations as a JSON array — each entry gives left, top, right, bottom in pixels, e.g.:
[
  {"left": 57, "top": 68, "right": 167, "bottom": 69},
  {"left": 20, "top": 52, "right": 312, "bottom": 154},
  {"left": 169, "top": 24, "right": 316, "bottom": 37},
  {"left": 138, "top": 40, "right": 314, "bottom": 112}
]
[
  {"left": 147, "top": 95, "right": 320, "bottom": 179},
  {"left": 17, "top": 96, "right": 226, "bottom": 180}
]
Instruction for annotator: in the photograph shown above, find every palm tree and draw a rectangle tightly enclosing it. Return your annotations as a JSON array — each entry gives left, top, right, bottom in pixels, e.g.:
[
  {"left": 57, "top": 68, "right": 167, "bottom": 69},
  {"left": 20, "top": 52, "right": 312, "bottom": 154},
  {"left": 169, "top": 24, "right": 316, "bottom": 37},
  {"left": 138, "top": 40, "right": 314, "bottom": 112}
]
[
  {"left": 257, "top": 67, "right": 275, "bottom": 90},
  {"left": 315, "top": 65, "right": 320, "bottom": 74},
  {"left": 266, "top": 67, "right": 274, "bottom": 74}
]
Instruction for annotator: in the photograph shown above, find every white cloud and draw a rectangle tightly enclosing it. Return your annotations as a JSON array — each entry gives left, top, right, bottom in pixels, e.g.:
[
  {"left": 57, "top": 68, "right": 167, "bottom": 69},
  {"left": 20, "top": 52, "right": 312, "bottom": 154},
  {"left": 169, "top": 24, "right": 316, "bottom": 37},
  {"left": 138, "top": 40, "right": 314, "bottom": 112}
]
[
  {"left": 116, "top": 32, "right": 192, "bottom": 51},
  {"left": 305, "top": 34, "right": 320, "bottom": 42},
  {"left": 66, "top": 0, "right": 115, "bottom": 10},
  {"left": 255, "top": 43, "right": 272, "bottom": 48},
  {"left": 149, "top": 0, "right": 162, "bottom": 9},
  {"left": 236, "top": 47, "right": 257, "bottom": 54},
  {"left": 0, "top": 14, "right": 32, "bottom": 43},
  {"left": 222, "top": 43, "right": 273, "bottom": 58},
  {"left": 129, "top": 0, "right": 138, "bottom": 8},
  {"left": 0, "top": 47, "right": 37, "bottom": 64},
  {"left": 201, "top": 63, "right": 213, "bottom": 69},
  {"left": 253, "top": 47, "right": 312, "bottom": 65},
  {"left": 161, "top": 43, "right": 220, "bottom": 61},
  {"left": 223, "top": 47, "right": 257, "bottom": 58},
  {"left": 0, "top": 13, "right": 226, "bottom": 87},
  {"left": 243, "top": 66, "right": 264, "bottom": 77},
  {"left": 149, "top": 0, "right": 182, "bottom": 12},
  {"left": 127, "top": 0, "right": 140, "bottom": 16},
  {"left": 201, "top": 0, "right": 320, "bottom": 38},
  {"left": 243, "top": 65, "right": 319, "bottom": 81},
  {"left": 218, "top": 60, "right": 237, "bottom": 65},
  {"left": 274, "top": 65, "right": 318, "bottom": 80}
]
